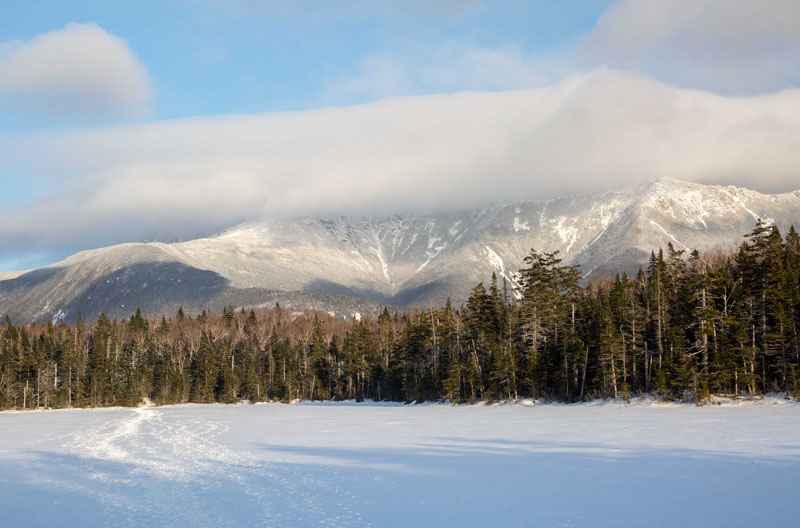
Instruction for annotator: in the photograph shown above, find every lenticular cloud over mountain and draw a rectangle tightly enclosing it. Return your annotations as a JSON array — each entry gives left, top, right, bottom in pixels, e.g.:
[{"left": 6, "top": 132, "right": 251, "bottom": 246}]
[{"left": 2, "top": 70, "right": 800, "bottom": 262}]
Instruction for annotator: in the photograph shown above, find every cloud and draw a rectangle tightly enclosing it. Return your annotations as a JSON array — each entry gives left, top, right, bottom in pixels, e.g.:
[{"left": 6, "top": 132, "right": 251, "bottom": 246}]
[
  {"left": 0, "top": 23, "right": 151, "bottom": 120},
  {"left": 582, "top": 0, "right": 800, "bottom": 94},
  {"left": 323, "top": 42, "right": 565, "bottom": 104},
  {"left": 1, "top": 70, "right": 800, "bottom": 265},
  {"left": 193, "top": 0, "right": 480, "bottom": 14},
  {"left": 324, "top": 1, "right": 800, "bottom": 103}
]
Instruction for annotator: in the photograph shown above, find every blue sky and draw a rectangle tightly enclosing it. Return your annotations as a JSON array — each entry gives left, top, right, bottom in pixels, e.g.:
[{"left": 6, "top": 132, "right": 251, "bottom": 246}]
[
  {"left": 1, "top": 0, "right": 799, "bottom": 271},
  {"left": 0, "top": 0, "right": 609, "bottom": 127}
]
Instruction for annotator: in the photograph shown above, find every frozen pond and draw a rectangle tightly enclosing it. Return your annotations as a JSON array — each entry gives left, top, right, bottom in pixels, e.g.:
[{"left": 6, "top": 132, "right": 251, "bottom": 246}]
[{"left": 1, "top": 399, "right": 799, "bottom": 527}]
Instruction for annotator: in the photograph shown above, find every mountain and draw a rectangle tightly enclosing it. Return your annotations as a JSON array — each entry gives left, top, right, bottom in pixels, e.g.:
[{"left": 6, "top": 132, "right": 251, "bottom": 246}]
[{"left": 2, "top": 178, "right": 800, "bottom": 323}]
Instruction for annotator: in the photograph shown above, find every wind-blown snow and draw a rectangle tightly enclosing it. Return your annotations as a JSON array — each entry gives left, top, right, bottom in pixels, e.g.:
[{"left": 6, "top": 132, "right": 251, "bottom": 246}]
[{"left": 1, "top": 400, "right": 799, "bottom": 527}]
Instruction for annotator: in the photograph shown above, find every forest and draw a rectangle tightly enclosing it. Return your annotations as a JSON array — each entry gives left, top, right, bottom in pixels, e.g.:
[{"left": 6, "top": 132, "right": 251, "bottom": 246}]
[{"left": 1, "top": 221, "right": 799, "bottom": 410}]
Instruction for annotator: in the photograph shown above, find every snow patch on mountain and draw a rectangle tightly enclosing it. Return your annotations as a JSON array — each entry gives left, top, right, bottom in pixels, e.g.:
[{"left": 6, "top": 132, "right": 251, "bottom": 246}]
[
  {"left": 483, "top": 245, "right": 522, "bottom": 298},
  {"left": 649, "top": 220, "right": 690, "bottom": 251}
]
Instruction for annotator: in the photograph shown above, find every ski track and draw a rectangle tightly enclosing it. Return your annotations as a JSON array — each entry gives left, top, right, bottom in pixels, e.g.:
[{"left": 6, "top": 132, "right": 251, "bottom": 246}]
[{"left": 61, "top": 406, "right": 364, "bottom": 527}]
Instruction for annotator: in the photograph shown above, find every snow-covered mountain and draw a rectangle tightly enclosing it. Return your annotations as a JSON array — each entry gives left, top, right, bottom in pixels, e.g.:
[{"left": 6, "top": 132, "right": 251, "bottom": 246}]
[{"left": 2, "top": 178, "right": 800, "bottom": 323}]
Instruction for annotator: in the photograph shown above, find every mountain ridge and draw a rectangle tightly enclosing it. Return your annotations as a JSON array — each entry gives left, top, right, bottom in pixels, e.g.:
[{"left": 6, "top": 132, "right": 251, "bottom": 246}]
[{"left": 2, "top": 178, "right": 799, "bottom": 323}]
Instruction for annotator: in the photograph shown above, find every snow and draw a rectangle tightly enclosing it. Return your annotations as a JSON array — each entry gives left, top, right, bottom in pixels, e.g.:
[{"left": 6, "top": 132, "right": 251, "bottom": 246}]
[
  {"left": 483, "top": 244, "right": 505, "bottom": 273},
  {"left": 512, "top": 216, "right": 530, "bottom": 232},
  {"left": 448, "top": 220, "right": 462, "bottom": 237},
  {"left": 576, "top": 199, "right": 628, "bottom": 256},
  {"left": 553, "top": 216, "right": 578, "bottom": 252},
  {"left": 6, "top": 178, "right": 800, "bottom": 321},
  {"left": 722, "top": 187, "right": 776, "bottom": 226},
  {"left": 648, "top": 220, "right": 690, "bottom": 250},
  {"left": 1, "top": 400, "right": 799, "bottom": 527},
  {"left": 372, "top": 248, "right": 390, "bottom": 284},
  {"left": 483, "top": 245, "right": 522, "bottom": 298},
  {"left": 415, "top": 236, "right": 447, "bottom": 273},
  {"left": 51, "top": 309, "right": 67, "bottom": 323}
]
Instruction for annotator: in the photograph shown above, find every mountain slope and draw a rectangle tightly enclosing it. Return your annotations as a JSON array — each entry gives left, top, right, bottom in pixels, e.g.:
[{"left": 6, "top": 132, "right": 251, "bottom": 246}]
[{"left": 2, "top": 178, "right": 799, "bottom": 323}]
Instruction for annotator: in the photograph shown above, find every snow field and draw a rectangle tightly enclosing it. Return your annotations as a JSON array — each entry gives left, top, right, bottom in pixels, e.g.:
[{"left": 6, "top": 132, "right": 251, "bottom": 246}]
[{"left": 1, "top": 400, "right": 799, "bottom": 527}]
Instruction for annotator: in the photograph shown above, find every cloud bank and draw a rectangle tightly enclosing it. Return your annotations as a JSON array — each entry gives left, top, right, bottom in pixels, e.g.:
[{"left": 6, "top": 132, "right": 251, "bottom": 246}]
[
  {"left": 2, "top": 70, "right": 799, "bottom": 266},
  {"left": 0, "top": 23, "right": 151, "bottom": 120},
  {"left": 583, "top": 0, "right": 800, "bottom": 94}
]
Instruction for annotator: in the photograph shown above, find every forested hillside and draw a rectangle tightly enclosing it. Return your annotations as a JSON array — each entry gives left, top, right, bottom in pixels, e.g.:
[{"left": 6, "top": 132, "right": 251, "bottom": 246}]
[{"left": 2, "top": 221, "right": 799, "bottom": 410}]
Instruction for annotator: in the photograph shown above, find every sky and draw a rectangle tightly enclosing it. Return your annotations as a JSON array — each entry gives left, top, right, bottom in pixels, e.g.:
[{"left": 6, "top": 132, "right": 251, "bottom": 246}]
[{"left": 1, "top": 0, "right": 799, "bottom": 270}]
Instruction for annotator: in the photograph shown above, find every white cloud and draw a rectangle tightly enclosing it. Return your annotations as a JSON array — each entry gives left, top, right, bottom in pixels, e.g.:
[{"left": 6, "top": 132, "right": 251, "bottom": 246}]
[
  {"left": 325, "top": 0, "right": 800, "bottom": 103},
  {"left": 0, "top": 23, "right": 151, "bottom": 120},
  {"left": 323, "top": 42, "right": 565, "bottom": 104},
  {"left": 582, "top": 0, "right": 800, "bottom": 94},
  {"left": 2, "top": 70, "right": 800, "bottom": 263}
]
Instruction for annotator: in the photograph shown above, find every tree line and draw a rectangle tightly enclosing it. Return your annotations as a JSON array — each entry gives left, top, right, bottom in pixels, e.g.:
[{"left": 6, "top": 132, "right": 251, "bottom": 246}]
[{"left": 2, "top": 221, "right": 799, "bottom": 410}]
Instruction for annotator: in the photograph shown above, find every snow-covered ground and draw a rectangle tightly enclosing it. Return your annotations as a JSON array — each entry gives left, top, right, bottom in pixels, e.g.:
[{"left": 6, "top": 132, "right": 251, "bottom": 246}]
[{"left": 2, "top": 399, "right": 799, "bottom": 527}]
